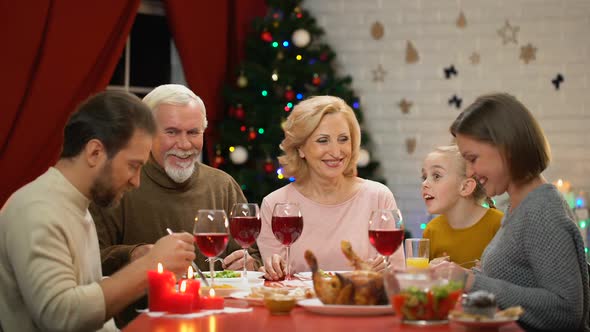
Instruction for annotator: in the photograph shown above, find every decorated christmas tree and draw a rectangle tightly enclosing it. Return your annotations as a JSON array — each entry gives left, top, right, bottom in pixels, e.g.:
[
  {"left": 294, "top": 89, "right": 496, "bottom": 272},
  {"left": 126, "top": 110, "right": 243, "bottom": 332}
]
[{"left": 216, "top": 0, "right": 385, "bottom": 204}]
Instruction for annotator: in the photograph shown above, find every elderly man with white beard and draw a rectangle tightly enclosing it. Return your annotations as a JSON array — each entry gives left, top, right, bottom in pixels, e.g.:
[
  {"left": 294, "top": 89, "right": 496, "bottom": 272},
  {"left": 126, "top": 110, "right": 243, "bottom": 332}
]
[{"left": 90, "top": 84, "right": 262, "bottom": 328}]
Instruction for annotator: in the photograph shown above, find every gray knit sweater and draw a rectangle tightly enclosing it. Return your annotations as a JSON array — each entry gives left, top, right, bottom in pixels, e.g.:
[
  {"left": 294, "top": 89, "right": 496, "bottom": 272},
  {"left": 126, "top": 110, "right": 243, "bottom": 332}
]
[{"left": 472, "top": 184, "right": 589, "bottom": 331}]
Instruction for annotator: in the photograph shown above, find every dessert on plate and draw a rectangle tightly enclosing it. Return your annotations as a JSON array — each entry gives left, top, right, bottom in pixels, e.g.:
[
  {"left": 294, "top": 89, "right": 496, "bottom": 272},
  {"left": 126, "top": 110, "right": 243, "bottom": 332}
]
[{"left": 462, "top": 290, "right": 497, "bottom": 318}]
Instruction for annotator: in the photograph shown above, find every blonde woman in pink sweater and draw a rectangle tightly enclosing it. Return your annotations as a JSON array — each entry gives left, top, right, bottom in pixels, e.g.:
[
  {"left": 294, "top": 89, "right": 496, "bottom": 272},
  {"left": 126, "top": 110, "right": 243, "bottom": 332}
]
[{"left": 257, "top": 96, "right": 405, "bottom": 280}]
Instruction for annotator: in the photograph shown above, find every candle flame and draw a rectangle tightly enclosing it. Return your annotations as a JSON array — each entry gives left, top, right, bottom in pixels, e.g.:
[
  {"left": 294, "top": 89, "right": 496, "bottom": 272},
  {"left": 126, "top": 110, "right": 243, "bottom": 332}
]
[
  {"left": 209, "top": 288, "right": 216, "bottom": 297},
  {"left": 157, "top": 263, "right": 163, "bottom": 273},
  {"left": 180, "top": 280, "right": 187, "bottom": 293},
  {"left": 557, "top": 179, "right": 563, "bottom": 187},
  {"left": 188, "top": 266, "right": 194, "bottom": 279}
]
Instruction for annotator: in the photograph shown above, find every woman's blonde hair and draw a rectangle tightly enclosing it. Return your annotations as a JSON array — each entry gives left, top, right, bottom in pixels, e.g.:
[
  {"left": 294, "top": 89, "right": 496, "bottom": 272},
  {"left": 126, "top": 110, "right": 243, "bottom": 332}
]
[
  {"left": 278, "top": 95, "right": 361, "bottom": 182},
  {"left": 434, "top": 145, "right": 496, "bottom": 208}
]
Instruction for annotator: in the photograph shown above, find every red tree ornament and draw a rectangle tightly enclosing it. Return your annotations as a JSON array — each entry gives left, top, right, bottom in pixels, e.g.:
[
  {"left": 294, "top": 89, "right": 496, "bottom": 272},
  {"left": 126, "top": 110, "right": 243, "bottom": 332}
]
[
  {"left": 263, "top": 161, "right": 274, "bottom": 173},
  {"left": 284, "top": 88, "right": 295, "bottom": 101},
  {"left": 261, "top": 31, "right": 273, "bottom": 42},
  {"left": 235, "top": 104, "right": 245, "bottom": 120},
  {"left": 312, "top": 75, "right": 321, "bottom": 86},
  {"left": 213, "top": 155, "right": 225, "bottom": 168},
  {"left": 248, "top": 128, "right": 257, "bottom": 140}
]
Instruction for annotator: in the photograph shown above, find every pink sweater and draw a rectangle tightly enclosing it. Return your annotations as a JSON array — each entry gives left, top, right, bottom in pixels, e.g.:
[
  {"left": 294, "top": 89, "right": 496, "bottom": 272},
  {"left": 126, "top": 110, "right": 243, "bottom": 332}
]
[{"left": 258, "top": 179, "right": 405, "bottom": 273}]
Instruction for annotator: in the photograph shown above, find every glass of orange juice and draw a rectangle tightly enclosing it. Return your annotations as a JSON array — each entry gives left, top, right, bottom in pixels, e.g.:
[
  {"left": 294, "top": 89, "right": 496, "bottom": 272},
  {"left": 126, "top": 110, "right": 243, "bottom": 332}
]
[{"left": 405, "top": 238, "right": 430, "bottom": 269}]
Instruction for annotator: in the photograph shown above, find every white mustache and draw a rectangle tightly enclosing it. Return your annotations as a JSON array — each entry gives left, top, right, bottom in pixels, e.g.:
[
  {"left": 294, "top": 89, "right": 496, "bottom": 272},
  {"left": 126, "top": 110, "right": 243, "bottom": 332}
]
[{"left": 165, "top": 149, "right": 198, "bottom": 159}]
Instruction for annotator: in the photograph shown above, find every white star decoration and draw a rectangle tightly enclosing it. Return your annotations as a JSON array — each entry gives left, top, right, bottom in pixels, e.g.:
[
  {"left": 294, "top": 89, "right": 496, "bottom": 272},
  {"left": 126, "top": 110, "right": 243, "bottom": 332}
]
[
  {"left": 371, "top": 64, "right": 387, "bottom": 82},
  {"left": 497, "top": 20, "right": 519, "bottom": 45},
  {"left": 469, "top": 52, "right": 480, "bottom": 65}
]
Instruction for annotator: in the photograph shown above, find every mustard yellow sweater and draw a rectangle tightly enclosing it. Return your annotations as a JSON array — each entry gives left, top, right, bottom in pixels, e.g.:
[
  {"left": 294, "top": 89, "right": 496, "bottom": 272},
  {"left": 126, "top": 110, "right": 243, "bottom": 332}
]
[{"left": 422, "top": 208, "right": 503, "bottom": 268}]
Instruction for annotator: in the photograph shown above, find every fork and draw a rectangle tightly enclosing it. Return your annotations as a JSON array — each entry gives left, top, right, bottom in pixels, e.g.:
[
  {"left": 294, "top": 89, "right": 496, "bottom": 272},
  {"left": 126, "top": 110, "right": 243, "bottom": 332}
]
[
  {"left": 458, "top": 259, "right": 480, "bottom": 267},
  {"left": 165, "top": 228, "right": 210, "bottom": 287}
]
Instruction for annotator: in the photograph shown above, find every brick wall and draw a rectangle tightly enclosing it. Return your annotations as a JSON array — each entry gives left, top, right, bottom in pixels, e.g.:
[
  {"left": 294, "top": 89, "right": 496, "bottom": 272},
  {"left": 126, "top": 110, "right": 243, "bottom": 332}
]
[{"left": 304, "top": 0, "right": 590, "bottom": 236}]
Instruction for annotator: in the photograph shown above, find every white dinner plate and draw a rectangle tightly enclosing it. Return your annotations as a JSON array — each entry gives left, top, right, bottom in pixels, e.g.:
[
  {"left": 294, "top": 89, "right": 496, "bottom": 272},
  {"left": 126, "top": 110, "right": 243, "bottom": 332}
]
[
  {"left": 297, "top": 298, "right": 393, "bottom": 316},
  {"left": 200, "top": 286, "right": 243, "bottom": 298},
  {"left": 295, "top": 271, "right": 350, "bottom": 280},
  {"left": 230, "top": 291, "right": 264, "bottom": 306},
  {"left": 230, "top": 286, "right": 314, "bottom": 306},
  {"left": 450, "top": 315, "right": 518, "bottom": 328},
  {"left": 202, "top": 271, "right": 265, "bottom": 285}
]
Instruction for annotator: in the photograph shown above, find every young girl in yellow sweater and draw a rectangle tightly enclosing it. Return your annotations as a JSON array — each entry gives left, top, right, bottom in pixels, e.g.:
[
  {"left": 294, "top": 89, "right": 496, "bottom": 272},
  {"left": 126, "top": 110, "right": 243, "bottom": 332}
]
[{"left": 421, "top": 145, "right": 503, "bottom": 268}]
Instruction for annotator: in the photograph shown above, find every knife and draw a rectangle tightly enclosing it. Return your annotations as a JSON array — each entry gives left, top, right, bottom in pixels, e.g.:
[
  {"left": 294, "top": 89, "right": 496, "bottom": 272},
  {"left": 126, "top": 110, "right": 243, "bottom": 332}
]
[{"left": 166, "top": 228, "right": 210, "bottom": 287}]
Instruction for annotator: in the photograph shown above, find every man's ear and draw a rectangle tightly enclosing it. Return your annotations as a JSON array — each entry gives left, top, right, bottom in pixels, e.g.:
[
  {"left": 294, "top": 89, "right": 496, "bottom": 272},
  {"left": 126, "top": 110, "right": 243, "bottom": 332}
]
[
  {"left": 460, "top": 177, "right": 477, "bottom": 197},
  {"left": 84, "top": 139, "right": 107, "bottom": 168},
  {"left": 298, "top": 148, "right": 305, "bottom": 159}
]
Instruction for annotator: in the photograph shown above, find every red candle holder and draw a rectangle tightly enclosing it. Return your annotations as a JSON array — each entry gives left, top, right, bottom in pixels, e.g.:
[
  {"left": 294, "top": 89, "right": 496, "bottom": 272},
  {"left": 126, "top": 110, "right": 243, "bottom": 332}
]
[
  {"left": 167, "top": 280, "right": 194, "bottom": 314},
  {"left": 147, "top": 263, "right": 176, "bottom": 312},
  {"left": 184, "top": 267, "right": 201, "bottom": 311},
  {"left": 200, "top": 288, "right": 224, "bottom": 310}
]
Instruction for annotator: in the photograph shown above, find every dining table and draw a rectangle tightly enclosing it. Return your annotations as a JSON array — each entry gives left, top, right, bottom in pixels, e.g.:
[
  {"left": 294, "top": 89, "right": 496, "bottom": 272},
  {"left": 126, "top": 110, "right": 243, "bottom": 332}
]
[{"left": 123, "top": 298, "right": 525, "bottom": 332}]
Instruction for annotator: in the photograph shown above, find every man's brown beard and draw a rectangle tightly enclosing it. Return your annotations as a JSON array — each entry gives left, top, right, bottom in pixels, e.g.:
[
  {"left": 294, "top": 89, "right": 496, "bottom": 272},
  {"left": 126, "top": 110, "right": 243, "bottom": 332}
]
[{"left": 90, "top": 161, "right": 119, "bottom": 208}]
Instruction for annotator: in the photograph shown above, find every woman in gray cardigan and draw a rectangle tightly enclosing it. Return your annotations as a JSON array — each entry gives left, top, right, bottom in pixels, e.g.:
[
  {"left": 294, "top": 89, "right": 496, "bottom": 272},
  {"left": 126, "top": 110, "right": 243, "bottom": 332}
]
[{"left": 449, "top": 92, "right": 589, "bottom": 332}]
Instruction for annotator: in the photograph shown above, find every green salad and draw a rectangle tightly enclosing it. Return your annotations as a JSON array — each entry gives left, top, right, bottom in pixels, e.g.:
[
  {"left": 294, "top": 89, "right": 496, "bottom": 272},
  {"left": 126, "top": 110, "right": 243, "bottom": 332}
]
[{"left": 203, "top": 270, "right": 241, "bottom": 278}]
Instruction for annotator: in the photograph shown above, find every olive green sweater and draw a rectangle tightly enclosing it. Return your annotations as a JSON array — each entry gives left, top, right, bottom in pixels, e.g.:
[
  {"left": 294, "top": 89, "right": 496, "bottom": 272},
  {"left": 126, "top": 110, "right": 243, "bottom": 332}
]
[{"left": 90, "top": 155, "right": 261, "bottom": 276}]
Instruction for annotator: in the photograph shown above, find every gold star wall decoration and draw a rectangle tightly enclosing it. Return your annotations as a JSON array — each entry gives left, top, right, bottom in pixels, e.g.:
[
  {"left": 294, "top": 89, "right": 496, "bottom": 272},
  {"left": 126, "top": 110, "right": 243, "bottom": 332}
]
[
  {"left": 405, "top": 137, "right": 417, "bottom": 154},
  {"left": 520, "top": 43, "right": 537, "bottom": 64},
  {"left": 399, "top": 99, "right": 413, "bottom": 114},
  {"left": 372, "top": 64, "right": 387, "bottom": 82},
  {"left": 405, "top": 41, "right": 419, "bottom": 64},
  {"left": 469, "top": 52, "right": 480, "bottom": 65},
  {"left": 371, "top": 21, "right": 384, "bottom": 40},
  {"left": 497, "top": 20, "right": 519, "bottom": 45},
  {"left": 456, "top": 11, "right": 467, "bottom": 28}
]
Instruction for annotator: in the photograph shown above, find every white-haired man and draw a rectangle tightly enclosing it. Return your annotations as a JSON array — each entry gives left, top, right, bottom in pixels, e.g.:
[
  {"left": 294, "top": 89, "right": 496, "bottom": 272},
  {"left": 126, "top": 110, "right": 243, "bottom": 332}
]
[{"left": 90, "top": 84, "right": 261, "bottom": 327}]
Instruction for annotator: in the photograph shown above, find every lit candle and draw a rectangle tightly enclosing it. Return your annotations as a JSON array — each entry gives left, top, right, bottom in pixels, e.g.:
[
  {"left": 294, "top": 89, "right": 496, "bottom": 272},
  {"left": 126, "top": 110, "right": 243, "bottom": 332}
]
[
  {"left": 556, "top": 179, "right": 564, "bottom": 192},
  {"left": 183, "top": 266, "right": 201, "bottom": 311},
  {"left": 200, "top": 288, "right": 224, "bottom": 310},
  {"left": 147, "top": 263, "right": 176, "bottom": 312},
  {"left": 554, "top": 179, "right": 571, "bottom": 194},
  {"left": 167, "top": 280, "right": 194, "bottom": 314}
]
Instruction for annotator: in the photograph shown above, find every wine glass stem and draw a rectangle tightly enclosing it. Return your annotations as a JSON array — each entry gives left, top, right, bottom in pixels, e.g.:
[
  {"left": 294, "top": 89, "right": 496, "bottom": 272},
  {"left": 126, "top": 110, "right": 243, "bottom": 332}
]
[
  {"left": 285, "top": 245, "right": 291, "bottom": 280},
  {"left": 242, "top": 248, "right": 248, "bottom": 280},
  {"left": 383, "top": 255, "right": 389, "bottom": 269},
  {"left": 209, "top": 258, "right": 215, "bottom": 287}
]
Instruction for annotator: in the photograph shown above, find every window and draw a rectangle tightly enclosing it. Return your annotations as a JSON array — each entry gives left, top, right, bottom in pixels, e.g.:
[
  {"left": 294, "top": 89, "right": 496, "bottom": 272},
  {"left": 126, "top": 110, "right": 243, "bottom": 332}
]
[{"left": 108, "top": 0, "right": 185, "bottom": 98}]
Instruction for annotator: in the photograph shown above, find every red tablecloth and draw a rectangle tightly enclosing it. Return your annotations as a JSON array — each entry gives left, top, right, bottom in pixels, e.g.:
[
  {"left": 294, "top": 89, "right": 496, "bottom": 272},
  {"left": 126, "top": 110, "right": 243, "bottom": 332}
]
[{"left": 123, "top": 300, "right": 524, "bottom": 332}]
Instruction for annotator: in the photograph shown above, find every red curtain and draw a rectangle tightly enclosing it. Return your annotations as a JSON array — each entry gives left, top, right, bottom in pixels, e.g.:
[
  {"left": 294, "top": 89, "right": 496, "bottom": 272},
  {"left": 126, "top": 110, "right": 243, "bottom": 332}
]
[
  {"left": 0, "top": 0, "right": 140, "bottom": 206},
  {"left": 165, "top": 0, "right": 266, "bottom": 162}
]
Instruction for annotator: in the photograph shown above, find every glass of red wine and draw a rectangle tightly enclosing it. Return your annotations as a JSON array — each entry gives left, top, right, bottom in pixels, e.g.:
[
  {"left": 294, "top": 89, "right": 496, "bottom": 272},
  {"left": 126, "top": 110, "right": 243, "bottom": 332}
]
[
  {"left": 193, "top": 209, "right": 229, "bottom": 286},
  {"left": 271, "top": 202, "right": 304, "bottom": 280},
  {"left": 229, "top": 203, "right": 261, "bottom": 281},
  {"left": 368, "top": 209, "right": 404, "bottom": 269}
]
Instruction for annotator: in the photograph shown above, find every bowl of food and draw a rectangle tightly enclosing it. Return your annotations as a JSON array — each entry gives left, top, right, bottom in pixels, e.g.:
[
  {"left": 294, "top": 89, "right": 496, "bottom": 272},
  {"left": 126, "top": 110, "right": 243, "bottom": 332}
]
[
  {"left": 263, "top": 294, "right": 297, "bottom": 315},
  {"left": 384, "top": 266, "right": 465, "bottom": 325}
]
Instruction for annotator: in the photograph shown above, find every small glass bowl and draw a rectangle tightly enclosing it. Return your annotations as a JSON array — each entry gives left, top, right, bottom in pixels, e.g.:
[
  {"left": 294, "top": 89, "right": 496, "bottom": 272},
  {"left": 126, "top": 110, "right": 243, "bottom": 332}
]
[
  {"left": 384, "top": 266, "right": 466, "bottom": 325},
  {"left": 264, "top": 295, "right": 296, "bottom": 315}
]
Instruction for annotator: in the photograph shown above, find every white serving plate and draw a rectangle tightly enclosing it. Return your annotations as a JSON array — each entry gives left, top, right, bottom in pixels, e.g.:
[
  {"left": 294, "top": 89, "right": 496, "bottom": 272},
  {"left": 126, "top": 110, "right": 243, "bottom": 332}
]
[{"left": 297, "top": 298, "right": 393, "bottom": 316}]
